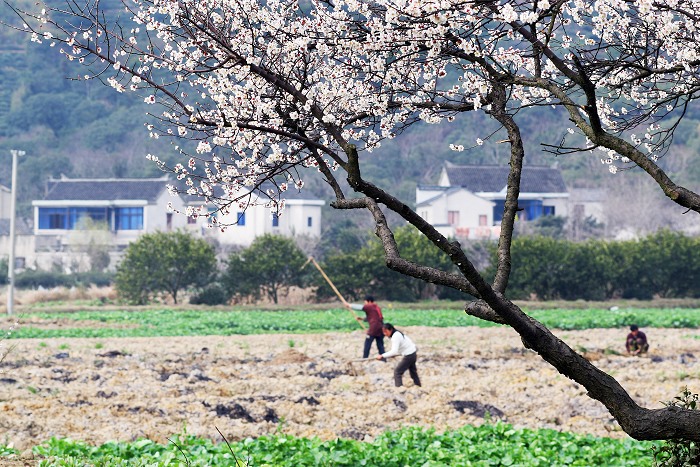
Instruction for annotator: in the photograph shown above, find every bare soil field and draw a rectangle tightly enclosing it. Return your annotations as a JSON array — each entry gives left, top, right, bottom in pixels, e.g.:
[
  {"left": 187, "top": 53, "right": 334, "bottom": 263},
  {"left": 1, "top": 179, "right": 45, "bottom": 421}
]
[{"left": 1, "top": 326, "right": 699, "bottom": 455}]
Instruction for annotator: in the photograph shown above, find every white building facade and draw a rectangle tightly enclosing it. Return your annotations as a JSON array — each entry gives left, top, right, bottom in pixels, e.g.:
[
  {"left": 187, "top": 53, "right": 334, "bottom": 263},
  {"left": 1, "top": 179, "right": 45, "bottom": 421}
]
[
  {"left": 188, "top": 186, "right": 325, "bottom": 247},
  {"left": 30, "top": 176, "right": 189, "bottom": 271},
  {"left": 3, "top": 176, "right": 325, "bottom": 271},
  {"left": 417, "top": 162, "right": 569, "bottom": 240}
]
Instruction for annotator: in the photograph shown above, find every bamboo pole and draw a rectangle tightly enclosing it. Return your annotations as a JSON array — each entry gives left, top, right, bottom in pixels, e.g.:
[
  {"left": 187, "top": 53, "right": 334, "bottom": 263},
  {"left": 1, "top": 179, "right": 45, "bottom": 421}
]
[{"left": 302, "top": 257, "right": 366, "bottom": 330}]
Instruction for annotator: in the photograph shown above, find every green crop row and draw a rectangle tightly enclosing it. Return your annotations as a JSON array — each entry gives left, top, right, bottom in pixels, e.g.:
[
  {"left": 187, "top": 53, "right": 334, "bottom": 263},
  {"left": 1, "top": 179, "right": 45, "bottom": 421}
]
[
  {"left": 0, "top": 423, "right": 654, "bottom": 466},
  {"left": 4, "top": 307, "right": 700, "bottom": 339}
]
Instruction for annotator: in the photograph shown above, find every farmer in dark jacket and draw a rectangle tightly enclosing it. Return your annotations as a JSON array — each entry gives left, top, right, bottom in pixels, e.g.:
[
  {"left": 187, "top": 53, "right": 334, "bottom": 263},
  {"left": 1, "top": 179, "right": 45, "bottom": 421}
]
[
  {"left": 626, "top": 324, "right": 649, "bottom": 355},
  {"left": 350, "top": 295, "right": 385, "bottom": 358}
]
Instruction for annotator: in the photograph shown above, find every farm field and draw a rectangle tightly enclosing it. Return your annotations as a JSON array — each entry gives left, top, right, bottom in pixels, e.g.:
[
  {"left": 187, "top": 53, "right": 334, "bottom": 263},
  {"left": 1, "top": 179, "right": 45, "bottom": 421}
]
[{"left": 0, "top": 306, "right": 699, "bottom": 465}]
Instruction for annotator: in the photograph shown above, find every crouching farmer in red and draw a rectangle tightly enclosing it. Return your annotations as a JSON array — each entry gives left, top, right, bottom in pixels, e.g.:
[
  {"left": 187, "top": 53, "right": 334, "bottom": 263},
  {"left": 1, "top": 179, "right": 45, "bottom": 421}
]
[
  {"left": 377, "top": 323, "right": 421, "bottom": 387},
  {"left": 626, "top": 324, "right": 649, "bottom": 355}
]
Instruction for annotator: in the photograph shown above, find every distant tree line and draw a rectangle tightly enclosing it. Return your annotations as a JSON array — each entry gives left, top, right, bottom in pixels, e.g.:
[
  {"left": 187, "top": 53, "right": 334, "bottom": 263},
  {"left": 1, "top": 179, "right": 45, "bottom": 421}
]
[
  {"left": 4, "top": 229, "right": 699, "bottom": 304},
  {"left": 501, "top": 230, "right": 700, "bottom": 301}
]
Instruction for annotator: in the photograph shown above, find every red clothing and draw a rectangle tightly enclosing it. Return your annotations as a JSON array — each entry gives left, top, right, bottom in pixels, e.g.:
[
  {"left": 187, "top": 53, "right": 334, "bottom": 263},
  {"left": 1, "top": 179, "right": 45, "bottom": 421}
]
[
  {"left": 362, "top": 303, "right": 384, "bottom": 337},
  {"left": 626, "top": 330, "right": 648, "bottom": 352}
]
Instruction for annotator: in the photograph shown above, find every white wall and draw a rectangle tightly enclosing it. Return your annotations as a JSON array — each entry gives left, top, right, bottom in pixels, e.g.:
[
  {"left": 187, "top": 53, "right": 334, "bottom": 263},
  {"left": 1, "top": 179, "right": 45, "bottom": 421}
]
[
  {"left": 0, "top": 235, "right": 35, "bottom": 267},
  {"left": 575, "top": 200, "right": 605, "bottom": 223},
  {"left": 0, "top": 186, "right": 11, "bottom": 220},
  {"left": 144, "top": 191, "right": 188, "bottom": 233},
  {"left": 214, "top": 200, "right": 324, "bottom": 246},
  {"left": 420, "top": 193, "right": 448, "bottom": 225},
  {"left": 543, "top": 196, "right": 570, "bottom": 218},
  {"left": 568, "top": 189, "right": 606, "bottom": 225},
  {"left": 445, "top": 190, "right": 495, "bottom": 227},
  {"left": 417, "top": 188, "right": 497, "bottom": 239},
  {"left": 30, "top": 191, "right": 190, "bottom": 255},
  {"left": 437, "top": 167, "right": 450, "bottom": 187},
  {"left": 418, "top": 189, "right": 494, "bottom": 227},
  {"left": 285, "top": 202, "right": 323, "bottom": 238},
  {"left": 215, "top": 203, "right": 266, "bottom": 246}
]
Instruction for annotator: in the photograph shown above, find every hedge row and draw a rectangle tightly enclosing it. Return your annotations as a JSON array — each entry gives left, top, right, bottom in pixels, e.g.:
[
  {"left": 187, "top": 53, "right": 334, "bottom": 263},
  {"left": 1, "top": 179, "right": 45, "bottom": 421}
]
[
  {"left": 500, "top": 230, "right": 700, "bottom": 300},
  {"left": 316, "top": 229, "right": 700, "bottom": 302},
  {"left": 12, "top": 270, "right": 114, "bottom": 289}
]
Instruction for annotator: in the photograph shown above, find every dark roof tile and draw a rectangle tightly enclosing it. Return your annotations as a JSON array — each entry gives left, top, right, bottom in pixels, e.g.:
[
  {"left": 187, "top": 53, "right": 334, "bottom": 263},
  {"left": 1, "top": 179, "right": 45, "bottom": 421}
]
[
  {"left": 444, "top": 163, "right": 567, "bottom": 193},
  {"left": 43, "top": 177, "right": 170, "bottom": 202},
  {"left": 181, "top": 181, "right": 323, "bottom": 204}
]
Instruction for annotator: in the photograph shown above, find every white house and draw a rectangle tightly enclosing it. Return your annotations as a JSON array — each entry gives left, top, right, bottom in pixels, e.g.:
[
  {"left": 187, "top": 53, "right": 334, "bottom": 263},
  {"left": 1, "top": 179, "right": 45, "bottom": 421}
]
[
  {"left": 416, "top": 162, "right": 569, "bottom": 240},
  {"left": 32, "top": 175, "right": 189, "bottom": 253},
  {"left": 188, "top": 184, "right": 325, "bottom": 246}
]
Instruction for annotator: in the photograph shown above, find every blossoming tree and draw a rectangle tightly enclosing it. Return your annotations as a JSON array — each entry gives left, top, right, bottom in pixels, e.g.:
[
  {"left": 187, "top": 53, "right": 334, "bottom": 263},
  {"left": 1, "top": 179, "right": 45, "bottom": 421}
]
[{"left": 9, "top": 0, "right": 700, "bottom": 440}]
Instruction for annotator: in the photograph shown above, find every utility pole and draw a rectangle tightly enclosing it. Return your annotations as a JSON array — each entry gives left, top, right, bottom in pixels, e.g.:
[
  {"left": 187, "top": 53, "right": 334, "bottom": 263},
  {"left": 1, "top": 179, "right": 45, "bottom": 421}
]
[{"left": 7, "top": 149, "right": 25, "bottom": 315}]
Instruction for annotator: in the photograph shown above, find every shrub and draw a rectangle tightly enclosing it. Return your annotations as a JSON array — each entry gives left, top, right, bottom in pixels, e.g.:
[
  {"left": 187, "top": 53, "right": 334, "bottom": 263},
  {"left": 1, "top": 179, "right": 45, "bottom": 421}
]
[
  {"left": 499, "top": 236, "right": 569, "bottom": 300},
  {"left": 315, "top": 225, "right": 465, "bottom": 302},
  {"left": 73, "top": 271, "right": 115, "bottom": 287},
  {"left": 15, "top": 269, "right": 75, "bottom": 289},
  {"left": 224, "top": 234, "right": 309, "bottom": 304},
  {"left": 115, "top": 230, "right": 217, "bottom": 304},
  {"left": 190, "top": 283, "right": 229, "bottom": 305}
]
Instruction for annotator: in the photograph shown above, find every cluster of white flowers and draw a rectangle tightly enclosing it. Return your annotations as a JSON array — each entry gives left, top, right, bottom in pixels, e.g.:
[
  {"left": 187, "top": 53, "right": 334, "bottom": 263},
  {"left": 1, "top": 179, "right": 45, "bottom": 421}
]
[{"left": 23, "top": 0, "right": 700, "bottom": 214}]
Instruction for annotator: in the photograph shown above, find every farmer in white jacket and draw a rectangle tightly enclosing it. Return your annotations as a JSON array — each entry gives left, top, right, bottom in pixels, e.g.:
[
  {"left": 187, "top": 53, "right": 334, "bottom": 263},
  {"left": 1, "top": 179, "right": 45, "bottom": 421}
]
[{"left": 376, "top": 323, "right": 421, "bottom": 387}]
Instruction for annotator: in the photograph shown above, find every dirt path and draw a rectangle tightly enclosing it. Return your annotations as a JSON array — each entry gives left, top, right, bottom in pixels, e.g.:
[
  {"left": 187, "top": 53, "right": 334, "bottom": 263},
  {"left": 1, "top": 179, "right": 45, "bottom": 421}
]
[{"left": 1, "top": 327, "right": 699, "bottom": 453}]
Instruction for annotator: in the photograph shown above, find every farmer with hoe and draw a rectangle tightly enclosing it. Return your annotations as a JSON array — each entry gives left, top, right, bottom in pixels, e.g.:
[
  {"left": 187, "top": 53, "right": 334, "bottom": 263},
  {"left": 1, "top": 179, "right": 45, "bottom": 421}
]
[
  {"left": 377, "top": 323, "right": 421, "bottom": 387},
  {"left": 350, "top": 295, "right": 385, "bottom": 358},
  {"left": 626, "top": 324, "right": 650, "bottom": 356}
]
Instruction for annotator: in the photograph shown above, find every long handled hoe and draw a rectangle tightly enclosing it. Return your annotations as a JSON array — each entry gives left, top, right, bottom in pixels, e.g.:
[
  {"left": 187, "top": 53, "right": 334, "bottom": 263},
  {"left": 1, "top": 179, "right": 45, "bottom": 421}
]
[{"left": 301, "top": 257, "right": 366, "bottom": 330}]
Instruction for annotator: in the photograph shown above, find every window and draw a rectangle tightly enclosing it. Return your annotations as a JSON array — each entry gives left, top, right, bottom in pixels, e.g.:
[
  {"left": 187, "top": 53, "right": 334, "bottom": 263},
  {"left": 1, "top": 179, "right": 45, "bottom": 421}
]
[
  {"left": 479, "top": 215, "right": 487, "bottom": 226},
  {"left": 115, "top": 207, "right": 144, "bottom": 230},
  {"left": 187, "top": 216, "right": 197, "bottom": 225},
  {"left": 307, "top": 216, "right": 313, "bottom": 227},
  {"left": 448, "top": 210, "right": 460, "bottom": 226},
  {"left": 493, "top": 200, "right": 545, "bottom": 222},
  {"left": 166, "top": 213, "right": 173, "bottom": 230},
  {"left": 521, "top": 200, "right": 544, "bottom": 221},
  {"left": 493, "top": 200, "right": 506, "bottom": 223},
  {"left": 272, "top": 213, "right": 279, "bottom": 227},
  {"left": 543, "top": 206, "right": 556, "bottom": 216},
  {"left": 236, "top": 212, "right": 246, "bottom": 226},
  {"left": 69, "top": 207, "right": 109, "bottom": 229},
  {"left": 38, "top": 208, "right": 68, "bottom": 229},
  {"left": 40, "top": 207, "right": 113, "bottom": 230}
]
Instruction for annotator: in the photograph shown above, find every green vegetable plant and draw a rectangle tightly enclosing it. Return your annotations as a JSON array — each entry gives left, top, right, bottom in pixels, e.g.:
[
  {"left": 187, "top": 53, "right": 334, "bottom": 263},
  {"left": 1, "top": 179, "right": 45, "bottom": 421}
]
[
  {"left": 5, "top": 307, "right": 700, "bottom": 340},
  {"left": 0, "top": 445, "right": 19, "bottom": 456},
  {"left": 29, "top": 423, "right": 653, "bottom": 466}
]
